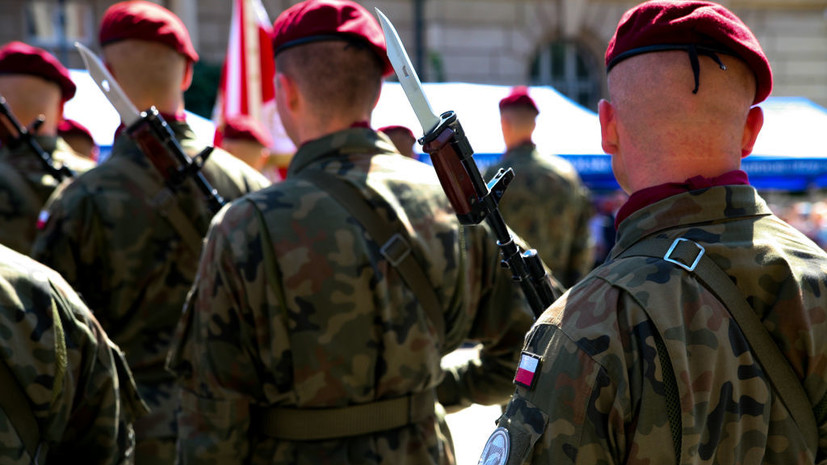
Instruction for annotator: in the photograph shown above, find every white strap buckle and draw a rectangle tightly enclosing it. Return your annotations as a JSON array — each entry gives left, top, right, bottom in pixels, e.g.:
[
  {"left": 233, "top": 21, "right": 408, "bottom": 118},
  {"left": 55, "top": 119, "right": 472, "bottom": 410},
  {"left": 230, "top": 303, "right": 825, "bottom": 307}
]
[{"left": 664, "top": 238, "right": 705, "bottom": 272}]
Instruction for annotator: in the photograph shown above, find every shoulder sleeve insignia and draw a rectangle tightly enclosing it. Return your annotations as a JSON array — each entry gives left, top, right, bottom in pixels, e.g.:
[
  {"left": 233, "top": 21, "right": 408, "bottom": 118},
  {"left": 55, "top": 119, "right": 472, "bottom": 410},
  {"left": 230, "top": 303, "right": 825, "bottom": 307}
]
[
  {"left": 514, "top": 351, "right": 542, "bottom": 389},
  {"left": 478, "top": 426, "right": 510, "bottom": 465}
]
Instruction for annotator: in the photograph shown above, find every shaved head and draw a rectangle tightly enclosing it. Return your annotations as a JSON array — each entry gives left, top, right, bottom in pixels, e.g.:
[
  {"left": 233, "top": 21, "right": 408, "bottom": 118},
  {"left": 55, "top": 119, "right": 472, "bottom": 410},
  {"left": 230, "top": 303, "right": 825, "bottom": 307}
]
[{"left": 602, "top": 51, "right": 761, "bottom": 191}]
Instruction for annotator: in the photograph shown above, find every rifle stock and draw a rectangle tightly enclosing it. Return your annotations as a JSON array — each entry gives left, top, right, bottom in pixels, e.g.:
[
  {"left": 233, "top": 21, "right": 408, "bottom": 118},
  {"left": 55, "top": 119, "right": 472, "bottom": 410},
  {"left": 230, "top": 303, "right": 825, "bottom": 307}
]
[
  {"left": 126, "top": 107, "right": 225, "bottom": 214},
  {"left": 421, "top": 110, "right": 558, "bottom": 318}
]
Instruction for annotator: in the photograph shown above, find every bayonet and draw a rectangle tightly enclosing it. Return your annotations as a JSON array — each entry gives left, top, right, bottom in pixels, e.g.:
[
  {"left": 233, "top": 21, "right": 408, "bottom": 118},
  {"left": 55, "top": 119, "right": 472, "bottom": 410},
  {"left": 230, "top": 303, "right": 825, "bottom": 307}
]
[
  {"left": 375, "top": 9, "right": 559, "bottom": 317},
  {"left": 76, "top": 43, "right": 141, "bottom": 127}
]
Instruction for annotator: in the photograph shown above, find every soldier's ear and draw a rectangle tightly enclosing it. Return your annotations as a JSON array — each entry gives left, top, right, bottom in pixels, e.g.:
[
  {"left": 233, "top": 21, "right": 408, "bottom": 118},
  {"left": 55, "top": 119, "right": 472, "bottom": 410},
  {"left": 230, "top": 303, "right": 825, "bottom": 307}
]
[
  {"left": 740, "top": 105, "right": 763, "bottom": 158},
  {"left": 599, "top": 99, "right": 619, "bottom": 155},
  {"left": 181, "top": 60, "right": 194, "bottom": 92},
  {"left": 275, "top": 73, "right": 299, "bottom": 112}
]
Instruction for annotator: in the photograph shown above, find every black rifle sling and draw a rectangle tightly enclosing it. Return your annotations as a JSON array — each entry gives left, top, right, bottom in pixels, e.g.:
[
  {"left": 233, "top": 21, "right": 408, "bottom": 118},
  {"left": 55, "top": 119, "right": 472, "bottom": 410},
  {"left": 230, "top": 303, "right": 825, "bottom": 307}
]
[
  {"left": 620, "top": 237, "right": 818, "bottom": 459},
  {"left": 302, "top": 170, "right": 445, "bottom": 341}
]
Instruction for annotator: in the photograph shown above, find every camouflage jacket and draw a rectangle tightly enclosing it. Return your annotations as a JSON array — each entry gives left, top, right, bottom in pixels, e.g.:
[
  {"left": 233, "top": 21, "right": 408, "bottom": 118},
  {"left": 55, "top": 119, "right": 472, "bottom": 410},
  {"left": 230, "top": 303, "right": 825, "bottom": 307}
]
[
  {"left": 30, "top": 121, "right": 270, "bottom": 444},
  {"left": 483, "top": 143, "right": 593, "bottom": 288},
  {"left": 168, "top": 128, "right": 535, "bottom": 465},
  {"left": 0, "top": 135, "right": 94, "bottom": 255},
  {"left": 491, "top": 184, "right": 827, "bottom": 465},
  {"left": 0, "top": 243, "right": 147, "bottom": 464}
]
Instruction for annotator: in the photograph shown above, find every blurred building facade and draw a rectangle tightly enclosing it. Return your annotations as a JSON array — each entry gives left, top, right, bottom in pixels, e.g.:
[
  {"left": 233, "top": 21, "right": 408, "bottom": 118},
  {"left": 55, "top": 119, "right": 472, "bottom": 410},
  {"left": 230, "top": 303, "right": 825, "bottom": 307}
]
[{"left": 1, "top": 0, "right": 826, "bottom": 111}]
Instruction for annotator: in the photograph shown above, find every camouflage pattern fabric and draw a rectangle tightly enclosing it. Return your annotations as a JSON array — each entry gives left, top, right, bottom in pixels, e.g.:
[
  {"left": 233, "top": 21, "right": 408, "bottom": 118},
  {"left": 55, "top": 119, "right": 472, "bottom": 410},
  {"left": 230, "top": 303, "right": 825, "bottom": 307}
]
[
  {"left": 168, "top": 128, "right": 535, "bottom": 465},
  {"left": 0, "top": 135, "right": 94, "bottom": 254},
  {"left": 493, "top": 184, "right": 827, "bottom": 465},
  {"left": 0, "top": 242, "right": 147, "bottom": 464},
  {"left": 483, "top": 143, "right": 593, "bottom": 288},
  {"left": 30, "top": 121, "right": 270, "bottom": 464}
]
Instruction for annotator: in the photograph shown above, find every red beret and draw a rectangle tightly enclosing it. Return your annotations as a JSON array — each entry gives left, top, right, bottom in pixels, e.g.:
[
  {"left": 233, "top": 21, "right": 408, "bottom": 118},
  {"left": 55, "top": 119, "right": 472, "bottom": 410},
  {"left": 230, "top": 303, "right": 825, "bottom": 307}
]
[
  {"left": 606, "top": 1, "right": 772, "bottom": 104},
  {"left": 221, "top": 114, "right": 273, "bottom": 147},
  {"left": 499, "top": 86, "right": 539, "bottom": 113},
  {"left": 0, "top": 41, "right": 76, "bottom": 101},
  {"left": 100, "top": 1, "right": 198, "bottom": 62},
  {"left": 271, "top": 0, "right": 393, "bottom": 76},
  {"left": 58, "top": 118, "right": 95, "bottom": 142},
  {"left": 378, "top": 125, "right": 415, "bottom": 140}
]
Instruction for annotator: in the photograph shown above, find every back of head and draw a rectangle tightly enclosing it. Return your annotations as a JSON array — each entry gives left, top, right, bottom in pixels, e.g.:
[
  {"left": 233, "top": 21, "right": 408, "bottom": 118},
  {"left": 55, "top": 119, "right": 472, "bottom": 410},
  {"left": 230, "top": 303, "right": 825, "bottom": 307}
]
[
  {"left": 603, "top": 1, "right": 771, "bottom": 185},
  {"left": 99, "top": 1, "right": 198, "bottom": 112},
  {"left": 0, "top": 41, "right": 75, "bottom": 137},
  {"left": 378, "top": 125, "right": 416, "bottom": 157},
  {"left": 499, "top": 86, "right": 538, "bottom": 148},
  {"left": 271, "top": 0, "right": 391, "bottom": 123}
]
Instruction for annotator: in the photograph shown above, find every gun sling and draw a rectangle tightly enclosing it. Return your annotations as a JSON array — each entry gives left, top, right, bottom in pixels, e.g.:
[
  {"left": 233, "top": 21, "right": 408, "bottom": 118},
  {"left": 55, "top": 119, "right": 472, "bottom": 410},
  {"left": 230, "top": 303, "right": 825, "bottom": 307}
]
[
  {"left": 620, "top": 237, "right": 818, "bottom": 459},
  {"left": 301, "top": 169, "right": 445, "bottom": 340},
  {"left": 253, "top": 390, "right": 435, "bottom": 440}
]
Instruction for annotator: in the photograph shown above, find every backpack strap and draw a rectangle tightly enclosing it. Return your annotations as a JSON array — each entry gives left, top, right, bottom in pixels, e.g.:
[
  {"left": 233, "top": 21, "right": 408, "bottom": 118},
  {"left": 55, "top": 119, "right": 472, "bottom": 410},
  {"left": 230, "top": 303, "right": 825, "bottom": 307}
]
[
  {"left": 301, "top": 169, "right": 445, "bottom": 341},
  {"left": 620, "top": 237, "right": 818, "bottom": 458}
]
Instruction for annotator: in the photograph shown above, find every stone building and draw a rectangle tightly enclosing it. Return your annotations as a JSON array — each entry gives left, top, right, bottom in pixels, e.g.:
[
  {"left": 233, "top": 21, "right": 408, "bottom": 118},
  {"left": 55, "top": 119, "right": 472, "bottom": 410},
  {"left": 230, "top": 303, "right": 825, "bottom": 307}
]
[{"left": 2, "top": 0, "right": 826, "bottom": 111}]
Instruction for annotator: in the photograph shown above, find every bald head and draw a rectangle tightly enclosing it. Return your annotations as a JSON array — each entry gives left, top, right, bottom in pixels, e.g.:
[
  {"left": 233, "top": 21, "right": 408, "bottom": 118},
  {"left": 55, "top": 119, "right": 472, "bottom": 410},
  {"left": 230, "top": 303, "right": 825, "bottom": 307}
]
[
  {"left": 601, "top": 51, "right": 763, "bottom": 192},
  {"left": 103, "top": 39, "right": 191, "bottom": 114}
]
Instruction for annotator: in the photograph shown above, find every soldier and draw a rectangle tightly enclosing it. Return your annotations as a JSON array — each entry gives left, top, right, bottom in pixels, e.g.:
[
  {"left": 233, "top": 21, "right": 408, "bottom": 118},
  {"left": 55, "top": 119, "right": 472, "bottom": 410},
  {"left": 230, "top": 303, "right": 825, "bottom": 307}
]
[
  {"left": 217, "top": 114, "right": 273, "bottom": 172},
  {"left": 167, "top": 0, "right": 535, "bottom": 463},
  {"left": 0, "top": 41, "right": 95, "bottom": 255},
  {"left": 482, "top": 2, "right": 827, "bottom": 464},
  {"left": 483, "top": 86, "right": 593, "bottom": 288},
  {"left": 0, "top": 241, "right": 147, "bottom": 464},
  {"left": 378, "top": 124, "right": 417, "bottom": 158},
  {"left": 58, "top": 118, "right": 99, "bottom": 161},
  {"left": 30, "top": 2, "right": 270, "bottom": 464}
]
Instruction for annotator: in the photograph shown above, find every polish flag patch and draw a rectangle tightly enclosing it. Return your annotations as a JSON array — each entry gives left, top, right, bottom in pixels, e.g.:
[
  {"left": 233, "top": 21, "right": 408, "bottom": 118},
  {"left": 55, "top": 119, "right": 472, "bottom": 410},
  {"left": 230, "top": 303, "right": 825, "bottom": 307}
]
[
  {"left": 36, "top": 210, "right": 50, "bottom": 230},
  {"left": 514, "top": 351, "right": 541, "bottom": 389}
]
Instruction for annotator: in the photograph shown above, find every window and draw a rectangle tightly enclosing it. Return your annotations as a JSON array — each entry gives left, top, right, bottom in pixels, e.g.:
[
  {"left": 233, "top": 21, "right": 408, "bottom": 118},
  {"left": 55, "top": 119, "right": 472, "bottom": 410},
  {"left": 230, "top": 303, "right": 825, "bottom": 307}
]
[
  {"left": 530, "top": 40, "right": 601, "bottom": 110},
  {"left": 25, "top": 1, "right": 94, "bottom": 51}
]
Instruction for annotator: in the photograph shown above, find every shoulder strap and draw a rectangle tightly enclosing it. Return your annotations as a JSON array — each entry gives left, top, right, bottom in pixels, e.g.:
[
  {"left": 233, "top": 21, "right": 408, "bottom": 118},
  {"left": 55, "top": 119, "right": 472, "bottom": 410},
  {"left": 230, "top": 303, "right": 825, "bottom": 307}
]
[
  {"left": 620, "top": 237, "right": 818, "bottom": 457},
  {"left": 106, "top": 157, "right": 205, "bottom": 259},
  {"left": 301, "top": 170, "right": 445, "bottom": 341}
]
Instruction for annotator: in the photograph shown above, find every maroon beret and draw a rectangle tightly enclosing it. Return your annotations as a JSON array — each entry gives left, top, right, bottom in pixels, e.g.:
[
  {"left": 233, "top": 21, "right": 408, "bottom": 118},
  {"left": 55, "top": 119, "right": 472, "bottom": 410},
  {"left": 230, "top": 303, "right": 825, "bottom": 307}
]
[
  {"left": 378, "top": 125, "right": 415, "bottom": 140},
  {"left": 271, "top": 0, "right": 393, "bottom": 76},
  {"left": 221, "top": 114, "right": 273, "bottom": 147},
  {"left": 499, "top": 86, "right": 539, "bottom": 113},
  {"left": 606, "top": 1, "right": 771, "bottom": 104},
  {"left": 0, "top": 41, "right": 76, "bottom": 101},
  {"left": 58, "top": 118, "right": 95, "bottom": 142},
  {"left": 100, "top": 1, "right": 198, "bottom": 62}
]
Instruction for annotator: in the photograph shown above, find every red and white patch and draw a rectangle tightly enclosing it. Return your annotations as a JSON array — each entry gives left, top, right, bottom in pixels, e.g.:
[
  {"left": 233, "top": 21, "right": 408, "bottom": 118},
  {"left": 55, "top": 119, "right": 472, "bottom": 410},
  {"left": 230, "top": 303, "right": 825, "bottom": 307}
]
[
  {"left": 514, "top": 352, "right": 541, "bottom": 389},
  {"left": 36, "top": 210, "right": 50, "bottom": 230}
]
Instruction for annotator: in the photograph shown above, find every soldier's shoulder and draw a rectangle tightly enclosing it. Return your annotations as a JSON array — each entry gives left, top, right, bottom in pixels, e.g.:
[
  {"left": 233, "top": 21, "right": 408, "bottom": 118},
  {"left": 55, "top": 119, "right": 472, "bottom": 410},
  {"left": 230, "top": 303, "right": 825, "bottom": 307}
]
[
  {"left": 53, "top": 138, "right": 96, "bottom": 174},
  {"left": 205, "top": 147, "right": 271, "bottom": 189}
]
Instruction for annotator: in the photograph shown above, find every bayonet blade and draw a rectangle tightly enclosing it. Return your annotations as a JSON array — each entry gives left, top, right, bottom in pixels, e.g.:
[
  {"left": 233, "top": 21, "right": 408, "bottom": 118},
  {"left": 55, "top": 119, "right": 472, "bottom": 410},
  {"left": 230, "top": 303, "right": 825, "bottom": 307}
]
[
  {"left": 75, "top": 42, "right": 141, "bottom": 127},
  {"left": 375, "top": 9, "right": 440, "bottom": 135}
]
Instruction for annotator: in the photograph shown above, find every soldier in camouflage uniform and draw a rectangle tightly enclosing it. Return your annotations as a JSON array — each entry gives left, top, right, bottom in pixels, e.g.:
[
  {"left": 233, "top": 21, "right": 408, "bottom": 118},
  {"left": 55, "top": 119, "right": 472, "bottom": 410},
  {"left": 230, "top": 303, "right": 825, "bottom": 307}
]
[
  {"left": 0, "top": 242, "right": 147, "bottom": 464},
  {"left": 30, "top": 2, "right": 270, "bottom": 464},
  {"left": 167, "top": 1, "right": 535, "bottom": 464},
  {"left": 483, "top": 87, "right": 593, "bottom": 288},
  {"left": 0, "top": 41, "right": 95, "bottom": 255},
  {"left": 483, "top": 2, "right": 827, "bottom": 464}
]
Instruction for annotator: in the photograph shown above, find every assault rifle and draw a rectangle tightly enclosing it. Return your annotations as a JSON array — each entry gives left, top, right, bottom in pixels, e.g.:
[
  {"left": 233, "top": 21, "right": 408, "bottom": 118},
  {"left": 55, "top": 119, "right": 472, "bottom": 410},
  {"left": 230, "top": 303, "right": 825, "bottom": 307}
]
[
  {"left": 76, "top": 43, "right": 224, "bottom": 214},
  {"left": 376, "top": 10, "right": 559, "bottom": 318},
  {"left": 0, "top": 95, "right": 74, "bottom": 182}
]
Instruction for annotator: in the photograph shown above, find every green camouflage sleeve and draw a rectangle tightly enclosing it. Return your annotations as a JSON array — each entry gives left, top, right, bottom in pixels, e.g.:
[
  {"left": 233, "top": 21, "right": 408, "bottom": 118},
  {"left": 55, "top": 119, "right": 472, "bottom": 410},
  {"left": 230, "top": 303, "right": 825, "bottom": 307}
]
[
  {"left": 437, "top": 225, "right": 537, "bottom": 412},
  {"left": 0, "top": 250, "right": 146, "bottom": 464},
  {"left": 168, "top": 204, "right": 261, "bottom": 464},
  {"left": 496, "top": 279, "right": 669, "bottom": 464}
]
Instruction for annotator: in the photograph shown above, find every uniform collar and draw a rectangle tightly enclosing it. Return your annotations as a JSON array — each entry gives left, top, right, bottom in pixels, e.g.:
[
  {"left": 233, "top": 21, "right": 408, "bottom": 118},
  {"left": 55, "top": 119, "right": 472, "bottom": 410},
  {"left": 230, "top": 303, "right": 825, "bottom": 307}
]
[
  {"left": 610, "top": 182, "right": 771, "bottom": 261},
  {"left": 287, "top": 127, "right": 397, "bottom": 176},
  {"left": 109, "top": 119, "right": 195, "bottom": 166},
  {"left": 615, "top": 170, "right": 749, "bottom": 228}
]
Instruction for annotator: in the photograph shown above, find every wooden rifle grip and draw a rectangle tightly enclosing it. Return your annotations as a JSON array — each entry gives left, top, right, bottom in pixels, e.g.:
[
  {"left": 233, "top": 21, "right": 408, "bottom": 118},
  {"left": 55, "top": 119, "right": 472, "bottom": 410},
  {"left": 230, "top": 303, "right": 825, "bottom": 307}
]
[{"left": 422, "top": 127, "right": 477, "bottom": 217}]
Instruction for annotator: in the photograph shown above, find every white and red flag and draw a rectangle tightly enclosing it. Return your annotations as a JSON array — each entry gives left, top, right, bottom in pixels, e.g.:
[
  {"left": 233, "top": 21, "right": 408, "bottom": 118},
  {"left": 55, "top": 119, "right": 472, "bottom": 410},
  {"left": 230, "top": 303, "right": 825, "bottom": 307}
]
[
  {"left": 514, "top": 352, "right": 542, "bottom": 389},
  {"left": 213, "top": 0, "right": 294, "bottom": 160}
]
